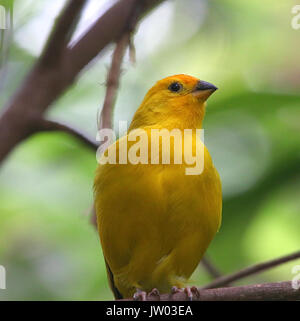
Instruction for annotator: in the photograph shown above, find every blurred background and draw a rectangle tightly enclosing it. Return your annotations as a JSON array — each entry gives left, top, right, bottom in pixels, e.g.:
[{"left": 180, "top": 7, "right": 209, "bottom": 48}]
[{"left": 0, "top": 0, "right": 300, "bottom": 300}]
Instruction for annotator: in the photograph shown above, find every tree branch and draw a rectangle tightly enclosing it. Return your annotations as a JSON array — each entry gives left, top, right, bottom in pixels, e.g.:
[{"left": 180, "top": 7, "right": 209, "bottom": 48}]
[
  {"left": 68, "top": 0, "right": 163, "bottom": 75},
  {"left": 0, "top": 0, "right": 165, "bottom": 164},
  {"left": 98, "top": 33, "right": 131, "bottom": 131},
  {"left": 98, "top": 0, "right": 142, "bottom": 132},
  {"left": 202, "top": 250, "right": 300, "bottom": 289},
  {"left": 37, "top": 119, "right": 98, "bottom": 150},
  {"left": 121, "top": 281, "right": 300, "bottom": 301},
  {"left": 39, "top": 0, "right": 87, "bottom": 68}
]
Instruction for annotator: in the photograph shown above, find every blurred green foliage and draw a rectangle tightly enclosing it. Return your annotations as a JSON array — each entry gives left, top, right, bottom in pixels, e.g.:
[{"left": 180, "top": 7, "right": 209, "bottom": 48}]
[{"left": 0, "top": 0, "right": 299, "bottom": 300}]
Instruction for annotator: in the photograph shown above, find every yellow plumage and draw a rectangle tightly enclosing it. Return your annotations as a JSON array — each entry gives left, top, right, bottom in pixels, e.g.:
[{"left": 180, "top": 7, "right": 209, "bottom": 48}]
[{"left": 94, "top": 74, "right": 222, "bottom": 299}]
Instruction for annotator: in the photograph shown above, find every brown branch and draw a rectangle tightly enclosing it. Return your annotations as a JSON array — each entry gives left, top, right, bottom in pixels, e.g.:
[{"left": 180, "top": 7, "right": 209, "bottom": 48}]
[
  {"left": 202, "top": 250, "right": 300, "bottom": 289},
  {"left": 98, "top": 0, "right": 142, "bottom": 131},
  {"left": 201, "top": 256, "right": 222, "bottom": 279},
  {"left": 121, "top": 281, "right": 300, "bottom": 301},
  {"left": 98, "top": 33, "right": 131, "bottom": 131},
  {"left": 0, "top": 0, "right": 165, "bottom": 164},
  {"left": 68, "top": 0, "right": 163, "bottom": 75},
  {"left": 39, "top": 0, "right": 87, "bottom": 68},
  {"left": 37, "top": 119, "right": 98, "bottom": 150}
]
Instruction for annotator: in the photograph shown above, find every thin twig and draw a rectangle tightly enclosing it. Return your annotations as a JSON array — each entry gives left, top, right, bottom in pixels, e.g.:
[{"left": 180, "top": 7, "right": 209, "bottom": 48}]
[
  {"left": 98, "top": 1, "right": 142, "bottom": 131},
  {"left": 120, "top": 281, "right": 300, "bottom": 301},
  {"left": 201, "top": 256, "right": 222, "bottom": 279},
  {"left": 98, "top": 33, "right": 130, "bottom": 131},
  {"left": 202, "top": 250, "right": 300, "bottom": 289},
  {"left": 37, "top": 119, "right": 98, "bottom": 150}
]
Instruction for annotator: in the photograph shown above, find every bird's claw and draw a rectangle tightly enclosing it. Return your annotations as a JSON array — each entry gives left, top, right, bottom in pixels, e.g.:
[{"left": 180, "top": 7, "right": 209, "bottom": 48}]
[
  {"left": 133, "top": 288, "right": 147, "bottom": 301},
  {"left": 185, "top": 286, "right": 200, "bottom": 301},
  {"left": 149, "top": 288, "right": 160, "bottom": 299},
  {"left": 170, "top": 286, "right": 200, "bottom": 301},
  {"left": 171, "top": 286, "right": 183, "bottom": 295},
  {"left": 133, "top": 288, "right": 160, "bottom": 301},
  {"left": 169, "top": 286, "right": 183, "bottom": 300}
]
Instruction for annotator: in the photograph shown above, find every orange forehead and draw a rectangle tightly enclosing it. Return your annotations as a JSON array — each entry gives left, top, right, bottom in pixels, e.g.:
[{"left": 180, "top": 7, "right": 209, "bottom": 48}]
[{"left": 157, "top": 74, "right": 199, "bottom": 87}]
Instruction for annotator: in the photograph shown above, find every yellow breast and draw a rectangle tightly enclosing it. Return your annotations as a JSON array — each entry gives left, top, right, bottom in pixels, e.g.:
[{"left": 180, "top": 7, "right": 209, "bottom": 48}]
[{"left": 94, "top": 129, "right": 222, "bottom": 298}]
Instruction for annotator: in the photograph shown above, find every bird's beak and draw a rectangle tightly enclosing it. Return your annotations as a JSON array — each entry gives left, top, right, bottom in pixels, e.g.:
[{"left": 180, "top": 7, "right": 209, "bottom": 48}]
[{"left": 192, "top": 80, "right": 218, "bottom": 100}]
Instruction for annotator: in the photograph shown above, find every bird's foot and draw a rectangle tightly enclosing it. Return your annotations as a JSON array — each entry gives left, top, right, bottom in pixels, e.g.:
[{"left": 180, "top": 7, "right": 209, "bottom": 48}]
[
  {"left": 133, "top": 288, "right": 147, "bottom": 301},
  {"left": 184, "top": 286, "right": 200, "bottom": 301},
  {"left": 170, "top": 286, "right": 183, "bottom": 300},
  {"left": 170, "top": 286, "right": 200, "bottom": 301},
  {"left": 133, "top": 288, "right": 160, "bottom": 301},
  {"left": 149, "top": 288, "right": 160, "bottom": 300}
]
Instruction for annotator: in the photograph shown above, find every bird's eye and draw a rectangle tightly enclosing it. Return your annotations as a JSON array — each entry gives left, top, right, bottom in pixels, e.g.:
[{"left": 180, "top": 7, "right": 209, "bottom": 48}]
[{"left": 168, "top": 82, "right": 183, "bottom": 93}]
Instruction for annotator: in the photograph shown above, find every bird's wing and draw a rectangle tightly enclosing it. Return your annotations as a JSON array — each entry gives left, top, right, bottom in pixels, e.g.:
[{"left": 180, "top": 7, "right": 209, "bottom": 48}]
[{"left": 105, "top": 259, "right": 123, "bottom": 299}]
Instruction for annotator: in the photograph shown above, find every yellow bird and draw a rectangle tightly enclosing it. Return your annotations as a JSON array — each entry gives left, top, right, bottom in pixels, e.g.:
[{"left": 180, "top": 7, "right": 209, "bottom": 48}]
[{"left": 94, "top": 74, "right": 222, "bottom": 300}]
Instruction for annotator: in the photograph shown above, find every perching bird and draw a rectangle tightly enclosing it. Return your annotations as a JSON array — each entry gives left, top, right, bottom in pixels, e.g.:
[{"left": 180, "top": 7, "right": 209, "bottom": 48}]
[{"left": 94, "top": 74, "right": 222, "bottom": 300}]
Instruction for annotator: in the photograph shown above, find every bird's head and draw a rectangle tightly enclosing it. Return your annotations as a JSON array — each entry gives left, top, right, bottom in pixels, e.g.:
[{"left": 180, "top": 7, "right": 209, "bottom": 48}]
[{"left": 129, "top": 74, "right": 217, "bottom": 130}]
